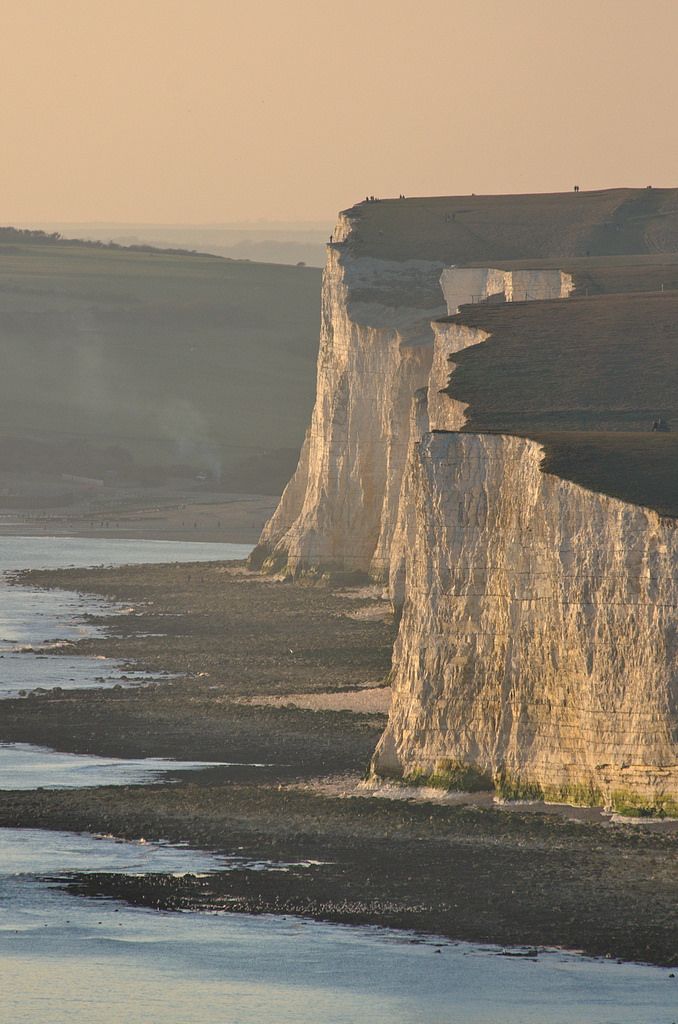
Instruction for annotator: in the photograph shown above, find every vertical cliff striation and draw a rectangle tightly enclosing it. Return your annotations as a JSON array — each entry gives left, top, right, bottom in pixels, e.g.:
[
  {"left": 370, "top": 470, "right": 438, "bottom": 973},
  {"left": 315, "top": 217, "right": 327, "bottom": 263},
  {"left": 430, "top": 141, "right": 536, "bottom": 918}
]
[
  {"left": 252, "top": 214, "right": 575, "bottom": 578},
  {"left": 379, "top": 286, "right": 678, "bottom": 813},
  {"left": 251, "top": 225, "right": 445, "bottom": 577},
  {"left": 373, "top": 431, "right": 678, "bottom": 814},
  {"left": 256, "top": 192, "right": 678, "bottom": 812}
]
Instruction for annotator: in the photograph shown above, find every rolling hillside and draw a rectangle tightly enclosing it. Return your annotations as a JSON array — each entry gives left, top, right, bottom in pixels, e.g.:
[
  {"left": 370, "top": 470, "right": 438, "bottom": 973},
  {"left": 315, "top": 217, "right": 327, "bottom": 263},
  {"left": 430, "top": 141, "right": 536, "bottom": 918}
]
[{"left": 0, "top": 238, "right": 321, "bottom": 493}]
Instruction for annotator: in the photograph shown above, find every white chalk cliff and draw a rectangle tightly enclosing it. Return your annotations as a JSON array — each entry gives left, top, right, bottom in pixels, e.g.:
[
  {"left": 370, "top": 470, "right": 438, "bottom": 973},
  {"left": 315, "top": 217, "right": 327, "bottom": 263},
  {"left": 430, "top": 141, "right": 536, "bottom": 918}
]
[
  {"left": 256, "top": 208, "right": 678, "bottom": 813},
  {"left": 439, "top": 266, "right": 573, "bottom": 313},
  {"left": 374, "top": 431, "right": 678, "bottom": 812},
  {"left": 252, "top": 218, "right": 569, "bottom": 577},
  {"left": 253, "top": 218, "right": 445, "bottom": 578}
]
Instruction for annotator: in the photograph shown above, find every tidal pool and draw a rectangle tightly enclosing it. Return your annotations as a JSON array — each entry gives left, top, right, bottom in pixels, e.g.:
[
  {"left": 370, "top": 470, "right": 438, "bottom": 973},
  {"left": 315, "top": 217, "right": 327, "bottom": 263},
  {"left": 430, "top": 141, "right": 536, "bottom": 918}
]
[
  {"left": 0, "top": 743, "right": 269, "bottom": 789},
  {"left": 0, "top": 535, "right": 251, "bottom": 695}
]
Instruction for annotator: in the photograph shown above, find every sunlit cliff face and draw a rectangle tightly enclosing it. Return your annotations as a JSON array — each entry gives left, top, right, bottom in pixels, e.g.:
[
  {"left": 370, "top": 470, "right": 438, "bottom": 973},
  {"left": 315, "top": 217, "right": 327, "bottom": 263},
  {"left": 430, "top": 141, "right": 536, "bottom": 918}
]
[{"left": 255, "top": 198, "right": 678, "bottom": 813}]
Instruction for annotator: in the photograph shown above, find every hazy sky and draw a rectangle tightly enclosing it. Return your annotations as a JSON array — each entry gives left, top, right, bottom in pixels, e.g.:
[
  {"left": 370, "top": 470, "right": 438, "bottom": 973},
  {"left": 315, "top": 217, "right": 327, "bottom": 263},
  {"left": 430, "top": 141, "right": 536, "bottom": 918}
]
[{"left": 4, "top": 0, "right": 678, "bottom": 224}]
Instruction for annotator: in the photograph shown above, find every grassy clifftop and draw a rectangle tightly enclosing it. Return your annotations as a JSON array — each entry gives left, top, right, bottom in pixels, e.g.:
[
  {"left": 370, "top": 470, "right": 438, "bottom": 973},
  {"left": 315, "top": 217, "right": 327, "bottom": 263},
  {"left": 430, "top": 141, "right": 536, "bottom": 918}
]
[
  {"left": 0, "top": 240, "right": 321, "bottom": 492},
  {"left": 343, "top": 188, "right": 678, "bottom": 263},
  {"left": 445, "top": 290, "right": 678, "bottom": 515}
]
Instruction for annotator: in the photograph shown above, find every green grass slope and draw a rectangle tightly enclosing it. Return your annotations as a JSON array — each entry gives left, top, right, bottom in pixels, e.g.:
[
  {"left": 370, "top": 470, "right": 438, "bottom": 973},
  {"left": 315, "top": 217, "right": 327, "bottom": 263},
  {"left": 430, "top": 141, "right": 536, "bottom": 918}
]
[{"left": 0, "top": 241, "right": 321, "bottom": 492}]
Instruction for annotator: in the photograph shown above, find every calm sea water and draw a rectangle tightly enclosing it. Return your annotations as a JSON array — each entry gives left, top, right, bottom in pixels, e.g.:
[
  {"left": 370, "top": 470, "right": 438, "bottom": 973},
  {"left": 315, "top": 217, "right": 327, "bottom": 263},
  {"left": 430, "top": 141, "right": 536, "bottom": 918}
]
[
  {"left": 0, "top": 535, "right": 251, "bottom": 695},
  {"left": 0, "top": 536, "right": 673, "bottom": 1023},
  {"left": 0, "top": 743, "right": 268, "bottom": 789},
  {"left": 0, "top": 831, "right": 673, "bottom": 1024},
  {"left": 0, "top": 535, "right": 253, "bottom": 573}
]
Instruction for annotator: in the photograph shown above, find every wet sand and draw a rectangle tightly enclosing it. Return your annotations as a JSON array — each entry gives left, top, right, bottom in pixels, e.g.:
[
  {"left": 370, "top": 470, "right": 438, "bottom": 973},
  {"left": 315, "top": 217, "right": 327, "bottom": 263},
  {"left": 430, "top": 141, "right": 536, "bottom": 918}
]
[
  {"left": 238, "top": 686, "right": 391, "bottom": 714},
  {"left": 1, "top": 560, "right": 676, "bottom": 966}
]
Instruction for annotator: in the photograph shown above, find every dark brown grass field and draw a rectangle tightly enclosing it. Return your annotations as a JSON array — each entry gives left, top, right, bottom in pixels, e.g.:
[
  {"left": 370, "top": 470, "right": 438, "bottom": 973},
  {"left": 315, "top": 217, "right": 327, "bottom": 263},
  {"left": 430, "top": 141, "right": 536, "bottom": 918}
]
[
  {"left": 444, "top": 291, "right": 678, "bottom": 515},
  {"left": 345, "top": 187, "right": 678, "bottom": 263}
]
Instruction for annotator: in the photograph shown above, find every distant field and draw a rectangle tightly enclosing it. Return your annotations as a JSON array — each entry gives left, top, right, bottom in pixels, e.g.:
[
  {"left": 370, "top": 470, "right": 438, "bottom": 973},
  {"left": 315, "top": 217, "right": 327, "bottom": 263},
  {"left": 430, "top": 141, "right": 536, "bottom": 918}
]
[
  {"left": 446, "top": 291, "right": 678, "bottom": 515},
  {"left": 0, "top": 241, "right": 321, "bottom": 492},
  {"left": 345, "top": 188, "right": 678, "bottom": 263},
  {"left": 29, "top": 222, "right": 331, "bottom": 267}
]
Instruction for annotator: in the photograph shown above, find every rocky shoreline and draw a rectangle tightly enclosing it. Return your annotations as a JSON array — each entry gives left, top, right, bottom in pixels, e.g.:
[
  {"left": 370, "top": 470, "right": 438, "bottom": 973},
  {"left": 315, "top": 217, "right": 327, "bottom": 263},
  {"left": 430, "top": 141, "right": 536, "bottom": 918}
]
[{"left": 2, "top": 560, "right": 677, "bottom": 966}]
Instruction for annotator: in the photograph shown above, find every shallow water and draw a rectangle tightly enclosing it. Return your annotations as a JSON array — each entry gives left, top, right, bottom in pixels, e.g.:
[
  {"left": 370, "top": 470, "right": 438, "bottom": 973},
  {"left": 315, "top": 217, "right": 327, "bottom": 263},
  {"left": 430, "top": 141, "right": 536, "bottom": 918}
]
[
  {"left": 0, "top": 534, "right": 252, "bottom": 574},
  {"left": 0, "top": 830, "right": 673, "bottom": 1024},
  {"left": 0, "top": 535, "right": 252, "bottom": 643},
  {"left": 0, "top": 743, "right": 268, "bottom": 789},
  {"left": 0, "top": 535, "right": 251, "bottom": 695},
  {"left": 0, "top": 652, "right": 159, "bottom": 697}
]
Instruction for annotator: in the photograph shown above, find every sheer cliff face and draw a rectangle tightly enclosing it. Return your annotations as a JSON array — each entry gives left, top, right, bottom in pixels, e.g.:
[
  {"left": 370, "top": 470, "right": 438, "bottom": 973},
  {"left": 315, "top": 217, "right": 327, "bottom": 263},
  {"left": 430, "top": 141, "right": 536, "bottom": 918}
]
[
  {"left": 256, "top": 211, "right": 678, "bottom": 811},
  {"left": 439, "top": 267, "right": 572, "bottom": 313},
  {"left": 427, "top": 322, "right": 489, "bottom": 432},
  {"left": 373, "top": 431, "right": 678, "bottom": 813},
  {"left": 254, "top": 233, "right": 445, "bottom": 577},
  {"left": 387, "top": 319, "right": 489, "bottom": 607},
  {"left": 254, "top": 238, "right": 573, "bottom": 578},
  {"left": 382, "top": 307, "right": 678, "bottom": 811}
]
